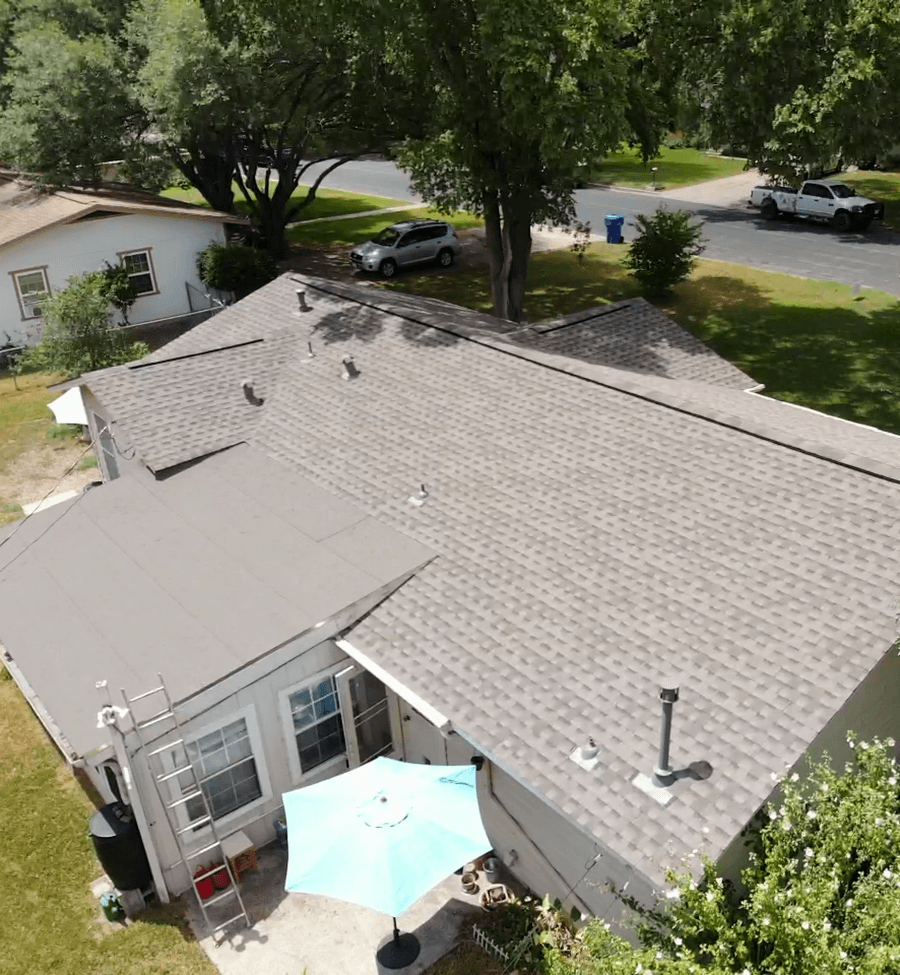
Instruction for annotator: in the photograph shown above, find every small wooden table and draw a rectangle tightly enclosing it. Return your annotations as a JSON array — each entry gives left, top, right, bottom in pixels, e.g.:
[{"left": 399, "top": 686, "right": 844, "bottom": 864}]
[{"left": 221, "top": 830, "right": 257, "bottom": 882}]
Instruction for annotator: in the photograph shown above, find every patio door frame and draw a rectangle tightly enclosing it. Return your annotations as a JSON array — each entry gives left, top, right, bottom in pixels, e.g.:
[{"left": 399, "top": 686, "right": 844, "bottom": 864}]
[{"left": 335, "top": 663, "right": 403, "bottom": 768}]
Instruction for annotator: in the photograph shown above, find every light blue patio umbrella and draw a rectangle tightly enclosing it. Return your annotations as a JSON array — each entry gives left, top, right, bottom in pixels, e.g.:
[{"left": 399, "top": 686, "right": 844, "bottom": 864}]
[{"left": 283, "top": 757, "right": 491, "bottom": 968}]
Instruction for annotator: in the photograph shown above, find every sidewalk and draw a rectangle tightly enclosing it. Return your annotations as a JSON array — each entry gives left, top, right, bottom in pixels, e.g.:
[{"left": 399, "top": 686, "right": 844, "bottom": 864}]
[{"left": 652, "top": 169, "right": 762, "bottom": 209}]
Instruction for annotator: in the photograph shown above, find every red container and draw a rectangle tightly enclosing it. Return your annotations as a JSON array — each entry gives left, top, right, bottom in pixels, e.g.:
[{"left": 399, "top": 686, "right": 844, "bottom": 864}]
[
  {"left": 194, "top": 865, "right": 214, "bottom": 900},
  {"left": 212, "top": 863, "right": 231, "bottom": 890}
]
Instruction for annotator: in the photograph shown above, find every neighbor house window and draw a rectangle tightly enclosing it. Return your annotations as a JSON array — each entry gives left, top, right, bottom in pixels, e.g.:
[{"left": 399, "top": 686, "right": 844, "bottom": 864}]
[
  {"left": 11, "top": 266, "right": 50, "bottom": 319},
  {"left": 287, "top": 676, "right": 346, "bottom": 774},
  {"left": 118, "top": 249, "right": 157, "bottom": 295},
  {"left": 182, "top": 716, "right": 263, "bottom": 823}
]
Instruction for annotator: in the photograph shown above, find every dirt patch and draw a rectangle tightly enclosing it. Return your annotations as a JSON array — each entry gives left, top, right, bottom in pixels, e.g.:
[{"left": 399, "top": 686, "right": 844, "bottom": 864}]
[{"left": 0, "top": 437, "right": 98, "bottom": 512}]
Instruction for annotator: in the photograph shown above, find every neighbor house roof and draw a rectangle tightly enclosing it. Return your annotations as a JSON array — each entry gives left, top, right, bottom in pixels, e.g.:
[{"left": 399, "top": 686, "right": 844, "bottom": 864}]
[
  {"left": 0, "top": 172, "right": 243, "bottom": 250},
  {"left": 5, "top": 273, "right": 900, "bottom": 887},
  {"left": 0, "top": 443, "right": 433, "bottom": 757}
]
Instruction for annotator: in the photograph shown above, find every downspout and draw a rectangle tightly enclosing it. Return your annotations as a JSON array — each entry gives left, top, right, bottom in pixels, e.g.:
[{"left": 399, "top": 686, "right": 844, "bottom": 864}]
[{"left": 96, "top": 681, "right": 170, "bottom": 904}]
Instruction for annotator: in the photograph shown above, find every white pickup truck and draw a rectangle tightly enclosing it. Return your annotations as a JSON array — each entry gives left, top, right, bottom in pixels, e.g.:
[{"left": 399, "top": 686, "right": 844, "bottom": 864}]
[{"left": 749, "top": 180, "right": 885, "bottom": 232}]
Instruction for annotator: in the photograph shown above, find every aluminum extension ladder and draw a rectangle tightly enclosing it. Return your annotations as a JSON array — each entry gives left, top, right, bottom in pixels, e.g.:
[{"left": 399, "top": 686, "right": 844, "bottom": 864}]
[{"left": 122, "top": 674, "right": 250, "bottom": 937}]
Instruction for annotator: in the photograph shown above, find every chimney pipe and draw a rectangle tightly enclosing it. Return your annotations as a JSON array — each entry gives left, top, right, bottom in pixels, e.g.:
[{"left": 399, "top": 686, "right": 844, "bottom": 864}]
[
  {"left": 296, "top": 289, "right": 311, "bottom": 312},
  {"left": 241, "top": 380, "right": 264, "bottom": 406},
  {"left": 341, "top": 355, "right": 359, "bottom": 380},
  {"left": 654, "top": 682, "right": 680, "bottom": 785}
]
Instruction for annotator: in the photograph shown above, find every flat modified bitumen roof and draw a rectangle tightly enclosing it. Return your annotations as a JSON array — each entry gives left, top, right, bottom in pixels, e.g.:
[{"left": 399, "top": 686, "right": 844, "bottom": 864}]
[
  {"left": 5, "top": 273, "right": 900, "bottom": 887},
  {"left": 0, "top": 444, "right": 433, "bottom": 757}
]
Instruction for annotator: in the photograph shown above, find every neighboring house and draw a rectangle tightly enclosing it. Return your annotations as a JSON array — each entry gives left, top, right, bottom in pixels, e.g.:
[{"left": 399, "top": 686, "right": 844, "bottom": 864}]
[
  {"left": 2, "top": 274, "right": 900, "bottom": 933},
  {"left": 0, "top": 172, "right": 242, "bottom": 347}
]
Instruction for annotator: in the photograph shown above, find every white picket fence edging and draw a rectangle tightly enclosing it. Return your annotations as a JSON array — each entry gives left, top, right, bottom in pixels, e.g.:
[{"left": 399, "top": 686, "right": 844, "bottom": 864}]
[{"left": 472, "top": 923, "right": 533, "bottom": 968}]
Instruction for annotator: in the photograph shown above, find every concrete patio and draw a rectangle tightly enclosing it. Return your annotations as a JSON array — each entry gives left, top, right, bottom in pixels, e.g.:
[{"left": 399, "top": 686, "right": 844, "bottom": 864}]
[{"left": 185, "top": 841, "right": 491, "bottom": 975}]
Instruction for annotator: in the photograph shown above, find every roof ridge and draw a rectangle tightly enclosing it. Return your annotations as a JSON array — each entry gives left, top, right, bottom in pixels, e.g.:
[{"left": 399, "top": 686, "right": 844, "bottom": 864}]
[{"left": 289, "top": 275, "right": 900, "bottom": 487}]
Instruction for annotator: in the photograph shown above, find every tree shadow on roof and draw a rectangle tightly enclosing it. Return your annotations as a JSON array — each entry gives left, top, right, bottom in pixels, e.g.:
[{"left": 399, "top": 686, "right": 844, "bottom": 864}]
[{"left": 311, "top": 305, "right": 385, "bottom": 345}]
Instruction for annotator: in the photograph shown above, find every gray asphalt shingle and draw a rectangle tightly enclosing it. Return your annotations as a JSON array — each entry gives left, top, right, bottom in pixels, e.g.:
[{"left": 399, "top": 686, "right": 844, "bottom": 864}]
[{"left": 73, "top": 273, "right": 900, "bottom": 883}]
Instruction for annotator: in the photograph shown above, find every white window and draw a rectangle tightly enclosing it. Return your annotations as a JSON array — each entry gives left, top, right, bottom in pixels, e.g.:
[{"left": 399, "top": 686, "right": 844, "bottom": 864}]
[
  {"left": 165, "top": 706, "right": 270, "bottom": 835},
  {"left": 11, "top": 267, "right": 50, "bottom": 319},
  {"left": 287, "top": 675, "right": 347, "bottom": 774},
  {"left": 119, "top": 249, "right": 157, "bottom": 295},
  {"left": 279, "top": 664, "right": 395, "bottom": 785}
]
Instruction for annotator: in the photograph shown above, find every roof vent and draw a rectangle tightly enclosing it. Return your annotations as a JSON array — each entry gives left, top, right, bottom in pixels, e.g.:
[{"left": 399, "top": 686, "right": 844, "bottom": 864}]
[
  {"left": 341, "top": 355, "right": 359, "bottom": 380},
  {"left": 653, "top": 681, "right": 680, "bottom": 785},
  {"left": 570, "top": 737, "right": 601, "bottom": 772},
  {"left": 296, "top": 289, "right": 311, "bottom": 313},
  {"left": 408, "top": 484, "right": 428, "bottom": 506},
  {"left": 241, "top": 380, "right": 264, "bottom": 406}
]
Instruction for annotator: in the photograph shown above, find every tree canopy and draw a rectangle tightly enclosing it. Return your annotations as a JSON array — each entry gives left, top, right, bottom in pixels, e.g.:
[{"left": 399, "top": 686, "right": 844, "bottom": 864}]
[
  {"left": 0, "top": 0, "right": 399, "bottom": 255},
  {"left": 381, "top": 0, "right": 670, "bottom": 322},
  {"left": 663, "top": 0, "right": 900, "bottom": 178}
]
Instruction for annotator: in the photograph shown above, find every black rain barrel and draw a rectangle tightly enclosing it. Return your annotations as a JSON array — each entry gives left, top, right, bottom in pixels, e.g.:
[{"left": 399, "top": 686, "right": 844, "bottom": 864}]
[{"left": 89, "top": 801, "right": 152, "bottom": 891}]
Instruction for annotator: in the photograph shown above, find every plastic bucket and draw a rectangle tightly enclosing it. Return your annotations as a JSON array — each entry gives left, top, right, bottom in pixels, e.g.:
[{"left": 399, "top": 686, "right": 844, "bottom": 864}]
[{"left": 483, "top": 856, "right": 501, "bottom": 884}]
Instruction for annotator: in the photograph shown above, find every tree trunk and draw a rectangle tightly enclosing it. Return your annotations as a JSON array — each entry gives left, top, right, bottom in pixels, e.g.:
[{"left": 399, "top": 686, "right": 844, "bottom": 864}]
[
  {"left": 483, "top": 192, "right": 532, "bottom": 323},
  {"left": 172, "top": 146, "right": 236, "bottom": 215}
]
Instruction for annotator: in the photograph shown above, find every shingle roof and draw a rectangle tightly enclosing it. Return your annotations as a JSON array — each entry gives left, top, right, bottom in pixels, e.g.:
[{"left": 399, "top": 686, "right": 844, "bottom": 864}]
[
  {"left": 513, "top": 298, "right": 758, "bottom": 389},
  {"left": 76, "top": 274, "right": 900, "bottom": 882},
  {"left": 0, "top": 444, "right": 434, "bottom": 757},
  {"left": 0, "top": 172, "right": 241, "bottom": 249}
]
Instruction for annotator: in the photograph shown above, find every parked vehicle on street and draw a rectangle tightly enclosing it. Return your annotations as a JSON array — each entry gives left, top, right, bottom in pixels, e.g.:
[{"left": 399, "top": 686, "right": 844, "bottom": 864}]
[
  {"left": 350, "top": 219, "right": 462, "bottom": 278},
  {"left": 749, "top": 181, "right": 885, "bottom": 232}
]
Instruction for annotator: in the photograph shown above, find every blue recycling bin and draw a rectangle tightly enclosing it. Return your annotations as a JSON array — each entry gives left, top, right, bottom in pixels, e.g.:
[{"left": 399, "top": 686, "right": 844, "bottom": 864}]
[{"left": 604, "top": 214, "right": 625, "bottom": 244}]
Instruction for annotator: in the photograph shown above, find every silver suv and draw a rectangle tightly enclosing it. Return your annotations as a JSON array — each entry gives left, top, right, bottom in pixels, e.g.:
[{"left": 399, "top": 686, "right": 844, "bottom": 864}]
[{"left": 350, "top": 219, "right": 461, "bottom": 278}]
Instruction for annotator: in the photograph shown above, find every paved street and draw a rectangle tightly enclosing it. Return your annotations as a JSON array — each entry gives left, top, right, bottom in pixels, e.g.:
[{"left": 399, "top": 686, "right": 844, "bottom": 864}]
[{"left": 304, "top": 159, "right": 900, "bottom": 296}]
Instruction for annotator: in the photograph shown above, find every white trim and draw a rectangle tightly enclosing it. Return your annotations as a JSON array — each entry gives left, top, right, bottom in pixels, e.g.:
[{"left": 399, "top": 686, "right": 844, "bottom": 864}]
[
  {"left": 161, "top": 703, "right": 271, "bottom": 849},
  {"left": 10, "top": 265, "right": 49, "bottom": 320},
  {"left": 336, "top": 637, "right": 451, "bottom": 731},
  {"left": 278, "top": 662, "right": 352, "bottom": 787},
  {"left": 118, "top": 248, "right": 158, "bottom": 296}
]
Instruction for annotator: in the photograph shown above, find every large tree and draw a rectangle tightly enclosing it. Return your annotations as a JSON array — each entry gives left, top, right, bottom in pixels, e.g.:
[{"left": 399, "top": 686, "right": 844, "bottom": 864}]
[
  {"left": 0, "top": 0, "right": 399, "bottom": 256},
  {"left": 661, "top": 0, "right": 900, "bottom": 178},
  {"left": 380, "top": 0, "right": 667, "bottom": 323}
]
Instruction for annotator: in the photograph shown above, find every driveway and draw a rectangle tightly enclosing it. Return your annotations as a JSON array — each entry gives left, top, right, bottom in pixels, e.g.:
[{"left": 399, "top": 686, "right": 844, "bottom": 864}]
[
  {"left": 186, "top": 842, "right": 492, "bottom": 975},
  {"left": 653, "top": 169, "right": 763, "bottom": 209}
]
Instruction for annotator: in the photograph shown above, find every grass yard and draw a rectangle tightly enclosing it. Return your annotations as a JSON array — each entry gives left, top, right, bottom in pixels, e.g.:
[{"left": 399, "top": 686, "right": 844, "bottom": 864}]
[
  {"left": 161, "top": 183, "right": 407, "bottom": 222},
  {"left": 389, "top": 243, "right": 900, "bottom": 435},
  {"left": 287, "top": 208, "right": 483, "bottom": 249},
  {"left": 590, "top": 146, "right": 748, "bottom": 190},
  {"left": 835, "top": 169, "right": 900, "bottom": 228},
  {"left": 0, "top": 370, "right": 61, "bottom": 472},
  {"left": 0, "top": 670, "right": 214, "bottom": 975}
]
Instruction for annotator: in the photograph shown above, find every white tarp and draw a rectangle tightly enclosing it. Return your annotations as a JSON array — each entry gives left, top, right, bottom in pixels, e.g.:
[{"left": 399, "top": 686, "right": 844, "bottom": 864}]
[{"left": 48, "top": 387, "right": 88, "bottom": 426}]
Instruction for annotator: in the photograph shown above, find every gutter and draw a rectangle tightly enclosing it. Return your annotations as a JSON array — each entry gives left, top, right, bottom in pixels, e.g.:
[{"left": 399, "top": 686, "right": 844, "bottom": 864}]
[{"left": 335, "top": 637, "right": 451, "bottom": 732}]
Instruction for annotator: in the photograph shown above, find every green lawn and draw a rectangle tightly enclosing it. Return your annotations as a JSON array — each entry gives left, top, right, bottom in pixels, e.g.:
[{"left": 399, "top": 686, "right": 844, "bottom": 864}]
[
  {"left": 287, "top": 208, "right": 484, "bottom": 249},
  {"left": 161, "top": 183, "right": 408, "bottom": 222},
  {"left": 0, "top": 670, "right": 214, "bottom": 975},
  {"left": 389, "top": 243, "right": 900, "bottom": 435},
  {"left": 590, "top": 146, "right": 748, "bottom": 190},
  {"left": 835, "top": 170, "right": 900, "bottom": 228}
]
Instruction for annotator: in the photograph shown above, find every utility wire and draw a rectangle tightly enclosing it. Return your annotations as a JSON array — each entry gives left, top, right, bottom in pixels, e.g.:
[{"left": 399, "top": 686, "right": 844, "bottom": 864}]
[{"left": 0, "top": 437, "right": 96, "bottom": 564}]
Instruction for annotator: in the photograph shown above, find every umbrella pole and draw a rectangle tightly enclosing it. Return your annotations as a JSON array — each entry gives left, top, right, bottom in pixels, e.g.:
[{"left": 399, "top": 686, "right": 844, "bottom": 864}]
[{"left": 375, "top": 917, "right": 420, "bottom": 969}]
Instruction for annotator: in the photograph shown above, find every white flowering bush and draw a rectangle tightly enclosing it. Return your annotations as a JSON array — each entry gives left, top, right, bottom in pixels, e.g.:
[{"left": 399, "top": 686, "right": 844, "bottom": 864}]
[{"left": 531, "top": 736, "right": 900, "bottom": 975}]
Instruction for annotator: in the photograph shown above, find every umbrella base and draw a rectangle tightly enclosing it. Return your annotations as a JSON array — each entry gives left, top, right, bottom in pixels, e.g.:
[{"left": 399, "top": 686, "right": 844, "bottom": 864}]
[{"left": 376, "top": 931, "right": 420, "bottom": 969}]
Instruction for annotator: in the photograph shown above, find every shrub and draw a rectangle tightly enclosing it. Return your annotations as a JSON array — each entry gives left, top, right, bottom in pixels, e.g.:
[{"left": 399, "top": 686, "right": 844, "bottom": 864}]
[
  {"left": 197, "top": 242, "right": 277, "bottom": 299},
  {"left": 17, "top": 271, "right": 149, "bottom": 376},
  {"left": 623, "top": 207, "right": 705, "bottom": 296}
]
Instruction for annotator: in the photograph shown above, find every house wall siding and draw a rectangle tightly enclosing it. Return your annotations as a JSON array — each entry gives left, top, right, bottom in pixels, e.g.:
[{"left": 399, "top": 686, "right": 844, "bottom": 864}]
[
  {"left": 377, "top": 705, "right": 659, "bottom": 930},
  {"left": 716, "top": 641, "right": 900, "bottom": 886},
  {"left": 1, "top": 212, "right": 227, "bottom": 346},
  {"left": 128, "top": 636, "right": 348, "bottom": 896},
  {"left": 480, "top": 763, "right": 658, "bottom": 932}
]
